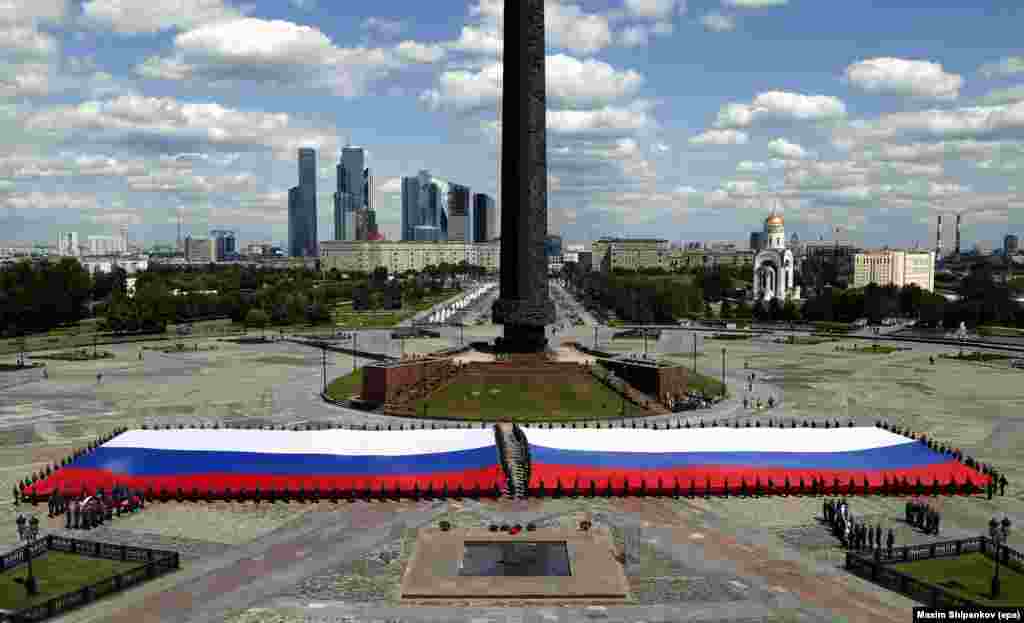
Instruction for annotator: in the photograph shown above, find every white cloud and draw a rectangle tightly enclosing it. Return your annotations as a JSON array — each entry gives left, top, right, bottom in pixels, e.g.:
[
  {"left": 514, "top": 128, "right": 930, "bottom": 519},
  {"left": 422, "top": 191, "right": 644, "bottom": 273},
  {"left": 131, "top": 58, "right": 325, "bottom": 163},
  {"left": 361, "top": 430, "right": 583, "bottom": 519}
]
[
  {"left": 768, "top": 137, "right": 809, "bottom": 159},
  {"left": 394, "top": 41, "right": 446, "bottom": 64},
  {"left": 455, "top": 0, "right": 612, "bottom": 55},
  {"left": 0, "top": 26, "right": 57, "bottom": 60},
  {"left": 979, "top": 56, "right": 1024, "bottom": 78},
  {"left": 832, "top": 101, "right": 1024, "bottom": 147},
  {"left": 652, "top": 142, "right": 670, "bottom": 153},
  {"left": 126, "top": 171, "right": 258, "bottom": 196},
  {"left": 652, "top": 21, "right": 674, "bottom": 35},
  {"left": 0, "top": 0, "right": 70, "bottom": 25},
  {"left": 0, "top": 153, "right": 148, "bottom": 179},
  {"left": 81, "top": 0, "right": 246, "bottom": 34},
  {"left": 714, "top": 91, "right": 847, "bottom": 128},
  {"left": 548, "top": 104, "right": 655, "bottom": 136},
  {"left": 377, "top": 177, "right": 403, "bottom": 194},
  {"left": 0, "top": 191, "right": 100, "bottom": 212},
  {"left": 721, "top": 0, "right": 786, "bottom": 7},
  {"left": 624, "top": 0, "right": 681, "bottom": 20},
  {"left": 26, "top": 95, "right": 341, "bottom": 159},
  {"left": 845, "top": 58, "right": 962, "bottom": 100},
  {"left": 134, "top": 18, "right": 432, "bottom": 97},
  {"left": 288, "top": 0, "right": 316, "bottom": 9},
  {"left": 700, "top": 12, "right": 735, "bottom": 32},
  {"left": 89, "top": 211, "right": 143, "bottom": 226},
  {"left": 689, "top": 129, "right": 748, "bottom": 145},
  {"left": 977, "top": 86, "right": 1024, "bottom": 106},
  {"left": 420, "top": 54, "right": 644, "bottom": 112},
  {"left": 675, "top": 185, "right": 698, "bottom": 193}
]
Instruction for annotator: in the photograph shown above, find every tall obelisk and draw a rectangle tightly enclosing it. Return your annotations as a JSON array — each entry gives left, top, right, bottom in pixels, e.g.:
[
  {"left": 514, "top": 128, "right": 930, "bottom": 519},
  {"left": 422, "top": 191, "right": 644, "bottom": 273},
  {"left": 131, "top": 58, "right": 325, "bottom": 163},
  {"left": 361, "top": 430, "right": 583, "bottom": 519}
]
[{"left": 492, "top": 0, "right": 556, "bottom": 353}]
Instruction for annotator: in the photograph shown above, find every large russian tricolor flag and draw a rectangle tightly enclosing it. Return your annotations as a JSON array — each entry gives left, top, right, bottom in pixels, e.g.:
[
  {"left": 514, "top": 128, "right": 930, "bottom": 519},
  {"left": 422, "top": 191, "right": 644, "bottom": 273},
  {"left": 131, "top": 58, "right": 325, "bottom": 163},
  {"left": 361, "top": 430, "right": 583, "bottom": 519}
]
[
  {"left": 523, "top": 426, "right": 985, "bottom": 495},
  {"left": 35, "top": 428, "right": 505, "bottom": 496}
]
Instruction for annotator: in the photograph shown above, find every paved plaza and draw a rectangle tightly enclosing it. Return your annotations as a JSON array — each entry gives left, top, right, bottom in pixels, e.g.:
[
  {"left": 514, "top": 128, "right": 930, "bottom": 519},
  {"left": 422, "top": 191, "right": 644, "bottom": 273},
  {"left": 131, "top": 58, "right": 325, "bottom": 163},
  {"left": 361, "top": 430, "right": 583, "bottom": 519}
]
[{"left": 1, "top": 304, "right": 1022, "bottom": 622}]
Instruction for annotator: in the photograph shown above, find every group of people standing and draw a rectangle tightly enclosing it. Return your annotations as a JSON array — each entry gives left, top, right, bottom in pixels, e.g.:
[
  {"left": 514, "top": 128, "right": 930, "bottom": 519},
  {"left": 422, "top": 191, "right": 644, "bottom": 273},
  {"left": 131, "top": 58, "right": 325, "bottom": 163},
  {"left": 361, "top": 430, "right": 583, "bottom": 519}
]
[
  {"left": 47, "top": 488, "right": 145, "bottom": 530},
  {"left": 906, "top": 500, "right": 941, "bottom": 535},
  {"left": 824, "top": 498, "right": 895, "bottom": 555}
]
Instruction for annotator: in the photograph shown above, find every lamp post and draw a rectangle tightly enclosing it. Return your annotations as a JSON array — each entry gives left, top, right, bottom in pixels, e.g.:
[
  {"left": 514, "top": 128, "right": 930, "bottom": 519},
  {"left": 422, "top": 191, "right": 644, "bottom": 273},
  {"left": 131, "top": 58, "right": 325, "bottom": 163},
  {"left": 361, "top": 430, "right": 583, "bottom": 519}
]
[
  {"left": 15, "top": 514, "right": 39, "bottom": 595},
  {"left": 594, "top": 325, "right": 599, "bottom": 349},
  {"left": 321, "top": 343, "right": 327, "bottom": 394},
  {"left": 643, "top": 329, "right": 648, "bottom": 356},
  {"left": 989, "top": 516, "right": 1012, "bottom": 598},
  {"left": 352, "top": 330, "right": 358, "bottom": 373},
  {"left": 721, "top": 348, "right": 727, "bottom": 398},
  {"left": 693, "top": 333, "right": 698, "bottom": 373}
]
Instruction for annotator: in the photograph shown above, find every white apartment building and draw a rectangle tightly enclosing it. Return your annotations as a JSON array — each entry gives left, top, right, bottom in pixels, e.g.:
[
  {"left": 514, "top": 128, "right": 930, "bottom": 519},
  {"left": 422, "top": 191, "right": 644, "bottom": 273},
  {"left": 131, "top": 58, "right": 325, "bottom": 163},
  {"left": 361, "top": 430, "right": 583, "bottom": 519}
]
[
  {"left": 57, "top": 232, "right": 79, "bottom": 257},
  {"left": 591, "top": 238, "right": 670, "bottom": 272},
  {"left": 79, "top": 256, "right": 149, "bottom": 275},
  {"left": 87, "top": 235, "right": 126, "bottom": 256},
  {"left": 320, "top": 240, "right": 500, "bottom": 274},
  {"left": 853, "top": 250, "right": 935, "bottom": 292}
]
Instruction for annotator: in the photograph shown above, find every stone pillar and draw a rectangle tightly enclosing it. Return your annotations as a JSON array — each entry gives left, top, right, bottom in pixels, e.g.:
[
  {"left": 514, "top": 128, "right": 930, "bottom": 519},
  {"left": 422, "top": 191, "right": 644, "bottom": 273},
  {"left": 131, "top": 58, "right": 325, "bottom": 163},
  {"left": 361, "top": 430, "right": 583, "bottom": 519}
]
[{"left": 492, "top": 0, "right": 556, "bottom": 353}]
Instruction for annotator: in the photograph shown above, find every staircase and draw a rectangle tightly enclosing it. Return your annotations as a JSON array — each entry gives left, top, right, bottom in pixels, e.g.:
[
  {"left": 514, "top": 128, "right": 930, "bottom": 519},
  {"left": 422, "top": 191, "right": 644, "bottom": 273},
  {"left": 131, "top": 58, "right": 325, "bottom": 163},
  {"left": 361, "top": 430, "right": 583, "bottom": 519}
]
[{"left": 495, "top": 423, "right": 530, "bottom": 498}]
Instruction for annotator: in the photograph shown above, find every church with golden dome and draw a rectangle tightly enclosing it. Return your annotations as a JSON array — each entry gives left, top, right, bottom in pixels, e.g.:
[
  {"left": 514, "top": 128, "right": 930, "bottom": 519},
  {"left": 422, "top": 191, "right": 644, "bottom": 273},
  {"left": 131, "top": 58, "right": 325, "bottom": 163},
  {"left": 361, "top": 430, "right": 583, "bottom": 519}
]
[{"left": 753, "top": 208, "right": 799, "bottom": 302}]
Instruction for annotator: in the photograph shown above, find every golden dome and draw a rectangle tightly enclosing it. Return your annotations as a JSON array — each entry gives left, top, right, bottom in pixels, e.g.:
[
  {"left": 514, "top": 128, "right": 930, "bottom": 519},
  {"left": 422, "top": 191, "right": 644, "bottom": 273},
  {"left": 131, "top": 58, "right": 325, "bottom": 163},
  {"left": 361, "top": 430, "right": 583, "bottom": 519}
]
[{"left": 766, "top": 214, "right": 784, "bottom": 226}]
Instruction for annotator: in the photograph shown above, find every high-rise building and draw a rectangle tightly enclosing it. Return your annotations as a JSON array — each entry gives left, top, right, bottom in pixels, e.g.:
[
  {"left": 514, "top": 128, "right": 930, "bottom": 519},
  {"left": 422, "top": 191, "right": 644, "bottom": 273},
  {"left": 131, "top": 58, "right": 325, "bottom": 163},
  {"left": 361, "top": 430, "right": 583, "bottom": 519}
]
[
  {"left": 853, "top": 250, "right": 935, "bottom": 292},
  {"left": 544, "top": 235, "right": 563, "bottom": 258},
  {"left": 291, "top": 147, "right": 318, "bottom": 257},
  {"left": 333, "top": 146, "right": 377, "bottom": 241},
  {"left": 447, "top": 183, "right": 472, "bottom": 242},
  {"left": 57, "top": 232, "right": 79, "bottom": 257},
  {"left": 472, "top": 193, "right": 497, "bottom": 242},
  {"left": 184, "top": 236, "right": 216, "bottom": 264},
  {"left": 1004, "top": 234, "right": 1019, "bottom": 256},
  {"left": 211, "top": 230, "right": 236, "bottom": 261},
  {"left": 401, "top": 170, "right": 451, "bottom": 241},
  {"left": 288, "top": 186, "right": 301, "bottom": 258}
]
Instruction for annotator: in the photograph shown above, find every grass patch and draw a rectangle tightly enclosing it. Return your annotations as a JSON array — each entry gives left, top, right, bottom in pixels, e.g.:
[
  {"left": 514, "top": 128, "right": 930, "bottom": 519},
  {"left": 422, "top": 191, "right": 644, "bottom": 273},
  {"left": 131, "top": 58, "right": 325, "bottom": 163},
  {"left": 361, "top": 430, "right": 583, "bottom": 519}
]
[
  {"left": 0, "top": 549, "right": 142, "bottom": 611},
  {"left": 325, "top": 369, "right": 364, "bottom": 401},
  {"left": 686, "top": 369, "right": 728, "bottom": 397},
  {"left": 407, "top": 374, "right": 648, "bottom": 422},
  {"left": 891, "top": 552, "right": 1024, "bottom": 606},
  {"left": 0, "top": 363, "right": 44, "bottom": 371},
  {"left": 253, "top": 356, "right": 312, "bottom": 366},
  {"left": 775, "top": 336, "right": 837, "bottom": 345},
  {"left": 706, "top": 333, "right": 752, "bottom": 341},
  {"left": 32, "top": 349, "right": 115, "bottom": 361},
  {"left": 148, "top": 343, "right": 219, "bottom": 354},
  {"left": 939, "top": 352, "right": 1013, "bottom": 362},
  {"left": 835, "top": 344, "right": 906, "bottom": 354},
  {"left": 976, "top": 326, "right": 1024, "bottom": 338}
]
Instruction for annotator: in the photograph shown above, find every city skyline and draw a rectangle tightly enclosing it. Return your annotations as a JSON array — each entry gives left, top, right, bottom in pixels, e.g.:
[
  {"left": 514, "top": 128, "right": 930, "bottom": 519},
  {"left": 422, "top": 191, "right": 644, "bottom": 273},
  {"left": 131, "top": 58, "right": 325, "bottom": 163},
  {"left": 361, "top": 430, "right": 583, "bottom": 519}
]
[{"left": 1, "top": 1, "right": 1022, "bottom": 249}]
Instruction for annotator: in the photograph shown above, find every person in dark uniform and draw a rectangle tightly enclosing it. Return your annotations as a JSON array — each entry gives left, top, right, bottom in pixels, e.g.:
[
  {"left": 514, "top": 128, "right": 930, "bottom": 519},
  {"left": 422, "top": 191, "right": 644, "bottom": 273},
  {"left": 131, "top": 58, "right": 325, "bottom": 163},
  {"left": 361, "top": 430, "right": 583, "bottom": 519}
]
[
  {"left": 1000, "top": 474, "right": 1008, "bottom": 496},
  {"left": 886, "top": 528, "right": 895, "bottom": 557},
  {"left": 875, "top": 524, "right": 882, "bottom": 550},
  {"left": 934, "top": 511, "right": 940, "bottom": 536}
]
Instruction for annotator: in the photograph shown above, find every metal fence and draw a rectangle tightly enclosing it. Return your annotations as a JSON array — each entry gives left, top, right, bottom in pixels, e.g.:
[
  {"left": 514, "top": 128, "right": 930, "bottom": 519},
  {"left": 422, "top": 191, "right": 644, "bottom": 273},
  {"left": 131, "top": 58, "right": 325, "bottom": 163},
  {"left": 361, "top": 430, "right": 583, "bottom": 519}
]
[
  {"left": 845, "top": 536, "right": 1022, "bottom": 609},
  {"left": 0, "top": 535, "right": 179, "bottom": 623}
]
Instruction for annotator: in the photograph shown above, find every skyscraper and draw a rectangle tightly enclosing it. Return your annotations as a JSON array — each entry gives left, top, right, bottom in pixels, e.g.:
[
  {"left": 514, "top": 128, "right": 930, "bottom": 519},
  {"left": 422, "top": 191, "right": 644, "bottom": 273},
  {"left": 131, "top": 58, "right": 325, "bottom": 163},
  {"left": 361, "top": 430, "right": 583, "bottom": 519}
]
[
  {"left": 288, "top": 186, "right": 301, "bottom": 258},
  {"left": 401, "top": 170, "right": 451, "bottom": 241},
  {"left": 447, "top": 183, "right": 472, "bottom": 242},
  {"left": 292, "top": 147, "right": 318, "bottom": 257},
  {"left": 333, "top": 146, "right": 377, "bottom": 241},
  {"left": 472, "top": 193, "right": 497, "bottom": 242}
]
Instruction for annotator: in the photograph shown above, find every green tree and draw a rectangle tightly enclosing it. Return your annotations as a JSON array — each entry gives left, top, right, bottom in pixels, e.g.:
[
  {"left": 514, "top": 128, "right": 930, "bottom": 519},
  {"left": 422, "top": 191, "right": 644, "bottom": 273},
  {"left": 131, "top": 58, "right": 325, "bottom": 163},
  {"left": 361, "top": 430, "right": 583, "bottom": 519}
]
[{"left": 245, "top": 308, "right": 269, "bottom": 337}]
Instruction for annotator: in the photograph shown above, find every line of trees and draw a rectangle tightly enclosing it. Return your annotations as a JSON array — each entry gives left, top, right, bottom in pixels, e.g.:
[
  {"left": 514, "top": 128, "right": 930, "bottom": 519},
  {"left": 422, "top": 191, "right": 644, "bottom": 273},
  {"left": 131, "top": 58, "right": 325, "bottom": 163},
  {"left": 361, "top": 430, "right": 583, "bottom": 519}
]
[{"left": 1, "top": 260, "right": 469, "bottom": 338}]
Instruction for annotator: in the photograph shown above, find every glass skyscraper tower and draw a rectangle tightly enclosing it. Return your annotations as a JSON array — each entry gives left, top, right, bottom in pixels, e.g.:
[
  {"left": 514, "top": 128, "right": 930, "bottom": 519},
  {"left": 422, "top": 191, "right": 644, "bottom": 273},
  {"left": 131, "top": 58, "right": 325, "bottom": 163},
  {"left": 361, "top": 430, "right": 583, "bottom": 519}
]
[{"left": 288, "top": 148, "right": 319, "bottom": 257}]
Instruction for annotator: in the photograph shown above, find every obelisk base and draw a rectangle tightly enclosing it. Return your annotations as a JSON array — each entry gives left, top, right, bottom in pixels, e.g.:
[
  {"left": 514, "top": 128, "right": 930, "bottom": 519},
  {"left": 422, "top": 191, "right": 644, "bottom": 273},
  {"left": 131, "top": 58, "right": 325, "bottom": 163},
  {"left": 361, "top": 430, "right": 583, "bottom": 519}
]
[{"left": 492, "top": 298, "right": 556, "bottom": 353}]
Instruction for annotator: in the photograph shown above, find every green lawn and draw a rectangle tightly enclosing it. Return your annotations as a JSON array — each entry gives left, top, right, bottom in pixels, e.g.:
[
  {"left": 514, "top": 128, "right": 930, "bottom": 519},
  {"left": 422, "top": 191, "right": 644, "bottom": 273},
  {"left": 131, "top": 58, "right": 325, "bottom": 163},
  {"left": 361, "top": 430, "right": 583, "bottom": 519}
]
[
  {"left": 329, "top": 289, "right": 464, "bottom": 329},
  {"left": 839, "top": 344, "right": 904, "bottom": 354},
  {"left": 324, "top": 369, "right": 364, "bottom": 401},
  {"left": 776, "top": 336, "right": 837, "bottom": 345},
  {"left": 977, "top": 326, "right": 1024, "bottom": 338},
  {"left": 686, "top": 369, "right": 727, "bottom": 397},
  {"left": 407, "top": 374, "right": 648, "bottom": 422},
  {"left": 891, "top": 552, "right": 1024, "bottom": 606},
  {"left": 940, "top": 352, "right": 1013, "bottom": 362},
  {"left": 0, "top": 550, "right": 143, "bottom": 611},
  {"left": 706, "top": 334, "right": 753, "bottom": 341},
  {"left": 31, "top": 350, "right": 115, "bottom": 361}
]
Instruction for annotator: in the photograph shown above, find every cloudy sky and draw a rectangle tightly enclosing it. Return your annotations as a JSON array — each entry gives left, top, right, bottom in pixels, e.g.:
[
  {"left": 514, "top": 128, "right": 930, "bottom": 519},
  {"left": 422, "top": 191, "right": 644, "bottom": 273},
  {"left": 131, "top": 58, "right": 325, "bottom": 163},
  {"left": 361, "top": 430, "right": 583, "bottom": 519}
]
[{"left": 2, "top": 0, "right": 1023, "bottom": 249}]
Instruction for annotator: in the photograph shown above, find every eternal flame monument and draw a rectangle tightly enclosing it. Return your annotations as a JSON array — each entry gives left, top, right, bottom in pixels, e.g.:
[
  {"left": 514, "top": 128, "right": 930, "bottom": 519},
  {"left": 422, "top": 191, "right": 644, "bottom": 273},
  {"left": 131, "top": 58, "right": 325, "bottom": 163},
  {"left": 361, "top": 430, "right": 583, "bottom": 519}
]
[{"left": 491, "top": 0, "right": 557, "bottom": 354}]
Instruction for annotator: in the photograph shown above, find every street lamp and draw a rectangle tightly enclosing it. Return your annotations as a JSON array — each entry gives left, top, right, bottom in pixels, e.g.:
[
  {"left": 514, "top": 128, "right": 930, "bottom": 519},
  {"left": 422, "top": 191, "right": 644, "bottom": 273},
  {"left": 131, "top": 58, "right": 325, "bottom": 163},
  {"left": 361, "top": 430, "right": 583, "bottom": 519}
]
[
  {"left": 693, "top": 333, "right": 698, "bottom": 373},
  {"left": 15, "top": 514, "right": 40, "bottom": 595},
  {"left": 643, "top": 329, "right": 648, "bottom": 356},
  {"left": 721, "top": 348, "right": 727, "bottom": 398},
  {"left": 352, "top": 330, "right": 358, "bottom": 373},
  {"left": 989, "top": 516, "right": 1012, "bottom": 598},
  {"left": 321, "top": 343, "right": 327, "bottom": 394}
]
